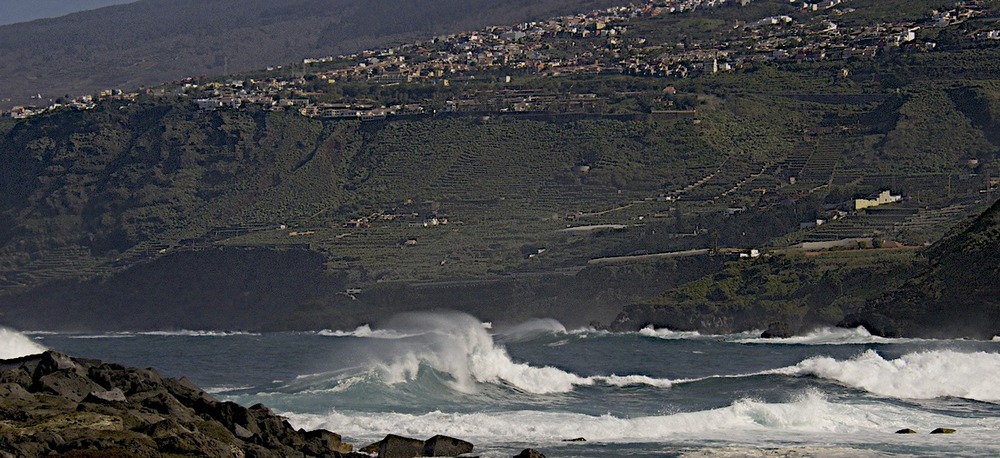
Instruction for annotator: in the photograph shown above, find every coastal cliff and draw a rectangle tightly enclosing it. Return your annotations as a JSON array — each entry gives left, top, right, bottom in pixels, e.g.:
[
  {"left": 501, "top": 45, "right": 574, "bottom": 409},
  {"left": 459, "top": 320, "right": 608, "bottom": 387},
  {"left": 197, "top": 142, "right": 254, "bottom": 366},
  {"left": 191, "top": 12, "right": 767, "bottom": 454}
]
[{"left": 842, "top": 199, "right": 1000, "bottom": 339}]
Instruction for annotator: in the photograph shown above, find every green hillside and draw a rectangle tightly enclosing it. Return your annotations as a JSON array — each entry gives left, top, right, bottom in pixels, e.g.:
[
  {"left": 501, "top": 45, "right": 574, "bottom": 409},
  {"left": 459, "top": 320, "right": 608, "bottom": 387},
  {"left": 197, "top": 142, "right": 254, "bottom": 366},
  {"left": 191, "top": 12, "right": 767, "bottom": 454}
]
[
  {"left": 843, "top": 198, "right": 1000, "bottom": 338},
  {"left": 1, "top": 0, "right": 1000, "bottom": 331}
]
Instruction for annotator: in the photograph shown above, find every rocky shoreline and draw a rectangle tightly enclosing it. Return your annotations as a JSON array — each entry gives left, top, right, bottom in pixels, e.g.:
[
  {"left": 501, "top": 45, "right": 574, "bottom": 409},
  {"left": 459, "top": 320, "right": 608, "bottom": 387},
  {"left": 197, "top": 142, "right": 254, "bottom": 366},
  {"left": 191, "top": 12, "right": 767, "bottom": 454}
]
[{"left": 0, "top": 351, "right": 538, "bottom": 457}]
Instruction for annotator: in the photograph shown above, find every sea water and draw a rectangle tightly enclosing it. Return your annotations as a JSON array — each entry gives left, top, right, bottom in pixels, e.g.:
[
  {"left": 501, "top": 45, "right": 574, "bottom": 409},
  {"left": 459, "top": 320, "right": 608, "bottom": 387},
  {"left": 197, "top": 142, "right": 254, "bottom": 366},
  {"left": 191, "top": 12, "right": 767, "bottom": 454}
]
[{"left": 9, "top": 311, "right": 1000, "bottom": 457}]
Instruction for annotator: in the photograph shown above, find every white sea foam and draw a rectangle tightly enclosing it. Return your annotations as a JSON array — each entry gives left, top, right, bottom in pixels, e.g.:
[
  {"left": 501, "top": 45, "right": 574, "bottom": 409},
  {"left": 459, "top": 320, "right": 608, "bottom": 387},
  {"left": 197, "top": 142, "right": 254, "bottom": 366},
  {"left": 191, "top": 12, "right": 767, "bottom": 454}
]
[
  {"left": 736, "top": 326, "right": 919, "bottom": 345},
  {"left": 204, "top": 385, "right": 256, "bottom": 394},
  {"left": 67, "top": 333, "right": 137, "bottom": 339},
  {"left": 0, "top": 326, "right": 47, "bottom": 359},
  {"left": 638, "top": 326, "right": 704, "bottom": 340},
  {"left": 317, "top": 325, "right": 416, "bottom": 339},
  {"left": 135, "top": 330, "right": 260, "bottom": 337},
  {"left": 286, "top": 390, "right": 999, "bottom": 447},
  {"left": 363, "top": 312, "right": 676, "bottom": 394},
  {"left": 637, "top": 326, "right": 762, "bottom": 341},
  {"left": 65, "top": 330, "right": 258, "bottom": 339},
  {"left": 777, "top": 349, "right": 1000, "bottom": 402}
]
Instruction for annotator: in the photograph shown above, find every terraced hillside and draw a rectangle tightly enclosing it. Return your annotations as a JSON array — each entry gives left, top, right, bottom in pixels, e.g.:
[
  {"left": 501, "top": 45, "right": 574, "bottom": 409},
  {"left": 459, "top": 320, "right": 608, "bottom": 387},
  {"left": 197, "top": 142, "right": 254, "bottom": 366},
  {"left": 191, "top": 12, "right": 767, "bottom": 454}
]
[{"left": 1, "top": 0, "right": 999, "bottom": 332}]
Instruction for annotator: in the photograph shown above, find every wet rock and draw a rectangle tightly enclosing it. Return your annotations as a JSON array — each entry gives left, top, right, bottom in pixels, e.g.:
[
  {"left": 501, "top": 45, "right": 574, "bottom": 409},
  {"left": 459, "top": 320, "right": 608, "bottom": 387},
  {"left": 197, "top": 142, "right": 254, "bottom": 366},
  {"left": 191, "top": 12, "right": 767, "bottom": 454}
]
[
  {"left": 562, "top": 437, "right": 587, "bottom": 442},
  {"left": 895, "top": 428, "right": 918, "bottom": 434},
  {"left": 377, "top": 434, "right": 426, "bottom": 458},
  {"left": 930, "top": 427, "right": 956, "bottom": 434},
  {"left": 423, "top": 434, "right": 473, "bottom": 456},
  {"left": 0, "top": 351, "right": 360, "bottom": 457},
  {"left": 304, "top": 429, "right": 353, "bottom": 455},
  {"left": 514, "top": 449, "right": 547, "bottom": 458},
  {"left": 760, "top": 322, "right": 793, "bottom": 339}
]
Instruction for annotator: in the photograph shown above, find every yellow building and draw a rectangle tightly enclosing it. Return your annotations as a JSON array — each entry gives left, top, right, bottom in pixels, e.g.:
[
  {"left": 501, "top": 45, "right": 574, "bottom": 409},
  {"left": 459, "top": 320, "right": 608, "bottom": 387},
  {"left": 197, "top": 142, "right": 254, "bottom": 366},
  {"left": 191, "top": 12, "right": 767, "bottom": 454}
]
[{"left": 854, "top": 190, "right": 902, "bottom": 210}]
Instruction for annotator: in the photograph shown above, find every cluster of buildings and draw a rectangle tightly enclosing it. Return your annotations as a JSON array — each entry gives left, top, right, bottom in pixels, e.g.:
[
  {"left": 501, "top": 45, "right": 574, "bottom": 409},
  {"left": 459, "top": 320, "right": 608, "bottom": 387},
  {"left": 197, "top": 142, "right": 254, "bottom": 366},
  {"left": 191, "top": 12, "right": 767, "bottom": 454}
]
[{"left": 3, "top": 0, "right": 995, "bottom": 120}]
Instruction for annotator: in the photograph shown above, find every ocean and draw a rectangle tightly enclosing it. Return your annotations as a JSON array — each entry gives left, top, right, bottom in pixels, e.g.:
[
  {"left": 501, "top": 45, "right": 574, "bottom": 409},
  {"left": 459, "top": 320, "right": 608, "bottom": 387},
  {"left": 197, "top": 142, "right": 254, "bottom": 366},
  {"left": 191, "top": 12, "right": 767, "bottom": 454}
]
[{"left": 11, "top": 311, "right": 1000, "bottom": 457}]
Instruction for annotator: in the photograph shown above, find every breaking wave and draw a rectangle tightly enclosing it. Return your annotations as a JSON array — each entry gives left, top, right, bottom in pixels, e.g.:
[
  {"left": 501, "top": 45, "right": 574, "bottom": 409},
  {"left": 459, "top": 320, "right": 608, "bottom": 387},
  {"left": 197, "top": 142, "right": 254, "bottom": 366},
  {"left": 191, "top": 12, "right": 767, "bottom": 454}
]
[
  {"left": 286, "top": 390, "right": 998, "bottom": 446},
  {"left": 0, "top": 326, "right": 47, "bottom": 359},
  {"left": 777, "top": 349, "right": 1000, "bottom": 402},
  {"left": 737, "top": 326, "right": 919, "bottom": 345},
  {"left": 338, "top": 312, "right": 676, "bottom": 394}
]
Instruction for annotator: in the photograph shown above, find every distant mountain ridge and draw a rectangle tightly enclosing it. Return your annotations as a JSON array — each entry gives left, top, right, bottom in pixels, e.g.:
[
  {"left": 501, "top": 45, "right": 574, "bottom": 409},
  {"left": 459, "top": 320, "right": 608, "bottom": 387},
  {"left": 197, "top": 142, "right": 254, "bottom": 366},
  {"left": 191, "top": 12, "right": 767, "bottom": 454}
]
[
  {"left": 0, "top": 0, "right": 136, "bottom": 26},
  {"left": 0, "top": 0, "right": 628, "bottom": 109}
]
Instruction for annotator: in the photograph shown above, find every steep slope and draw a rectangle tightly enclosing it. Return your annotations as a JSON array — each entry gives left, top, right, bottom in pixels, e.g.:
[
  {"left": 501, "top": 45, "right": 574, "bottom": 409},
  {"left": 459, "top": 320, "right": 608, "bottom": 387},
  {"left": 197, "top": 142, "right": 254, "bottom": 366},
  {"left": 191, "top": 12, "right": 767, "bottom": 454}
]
[
  {"left": 0, "top": 0, "right": 135, "bottom": 26},
  {"left": 843, "top": 199, "right": 1000, "bottom": 338},
  {"left": 0, "top": 0, "right": 628, "bottom": 109}
]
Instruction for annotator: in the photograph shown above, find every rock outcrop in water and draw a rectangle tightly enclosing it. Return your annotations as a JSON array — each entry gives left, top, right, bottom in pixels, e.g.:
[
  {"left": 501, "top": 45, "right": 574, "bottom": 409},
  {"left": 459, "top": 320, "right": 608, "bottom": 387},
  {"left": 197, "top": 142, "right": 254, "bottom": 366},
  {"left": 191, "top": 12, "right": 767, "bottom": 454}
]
[{"left": 0, "top": 351, "right": 359, "bottom": 457}]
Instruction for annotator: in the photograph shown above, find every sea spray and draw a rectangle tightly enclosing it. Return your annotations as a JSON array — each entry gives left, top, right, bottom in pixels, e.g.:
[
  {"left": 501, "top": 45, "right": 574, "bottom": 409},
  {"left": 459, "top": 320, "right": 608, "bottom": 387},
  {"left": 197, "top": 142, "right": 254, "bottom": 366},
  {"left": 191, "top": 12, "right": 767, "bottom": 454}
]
[
  {"left": 0, "top": 326, "right": 46, "bottom": 359},
  {"left": 494, "top": 318, "right": 567, "bottom": 343},
  {"left": 781, "top": 349, "right": 1000, "bottom": 401},
  {"left": 372, "top": 312, "right": 588, "bottom": 394},
  {"left": 352, "top": 312, "right": 679, "bottom": 394}
]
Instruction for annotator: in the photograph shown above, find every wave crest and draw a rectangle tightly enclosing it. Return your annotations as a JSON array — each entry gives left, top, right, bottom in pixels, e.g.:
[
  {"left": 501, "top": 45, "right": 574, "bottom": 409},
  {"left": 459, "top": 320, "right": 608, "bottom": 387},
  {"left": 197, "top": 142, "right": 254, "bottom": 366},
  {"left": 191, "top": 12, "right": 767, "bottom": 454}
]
[
  {"left": 356, "top": 312, "right": 675, "bottom": 394},
  {"left": 780, "top": 349, "right": 1000, "bottom": 402}
]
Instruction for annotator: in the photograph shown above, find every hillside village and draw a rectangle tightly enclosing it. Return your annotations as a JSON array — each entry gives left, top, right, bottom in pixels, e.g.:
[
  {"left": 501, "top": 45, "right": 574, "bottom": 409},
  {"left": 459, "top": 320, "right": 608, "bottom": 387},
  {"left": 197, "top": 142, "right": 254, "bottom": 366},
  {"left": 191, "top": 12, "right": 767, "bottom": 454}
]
[
  {"left": 0, "top": 0, "right": 999, "bottom": 296},
  {"left": 5, "top": 0, "right": 997, "bottom": 121}
]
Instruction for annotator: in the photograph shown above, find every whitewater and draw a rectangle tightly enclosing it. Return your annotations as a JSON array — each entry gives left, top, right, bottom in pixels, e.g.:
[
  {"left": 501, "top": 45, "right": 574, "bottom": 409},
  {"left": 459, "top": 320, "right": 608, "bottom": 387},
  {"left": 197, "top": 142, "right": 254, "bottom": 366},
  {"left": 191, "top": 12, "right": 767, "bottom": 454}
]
[{"left": 8, "top": 312, "right": 1000, "bottom": 457}]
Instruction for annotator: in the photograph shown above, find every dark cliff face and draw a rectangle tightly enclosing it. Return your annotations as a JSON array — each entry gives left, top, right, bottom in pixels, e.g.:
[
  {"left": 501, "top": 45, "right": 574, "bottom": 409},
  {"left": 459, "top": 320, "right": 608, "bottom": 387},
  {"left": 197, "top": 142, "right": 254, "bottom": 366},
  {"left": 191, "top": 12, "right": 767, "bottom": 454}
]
[
  {"left": 843, "top": 200, "right": 1000, "bottom": 339},
  {"left": 609, "top": 253, "right": 921, "bottom": 336}
]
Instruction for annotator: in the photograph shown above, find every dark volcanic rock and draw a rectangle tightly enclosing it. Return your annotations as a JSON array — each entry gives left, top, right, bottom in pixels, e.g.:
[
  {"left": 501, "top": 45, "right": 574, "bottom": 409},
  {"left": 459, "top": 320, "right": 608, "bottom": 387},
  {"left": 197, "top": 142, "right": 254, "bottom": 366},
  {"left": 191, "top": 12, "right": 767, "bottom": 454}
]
[
  {"left": 514, "top": 449, "right": 547, "bottom": 458},
  {"left": 362, "top": 433, "right": 477, "bottom": 458},
  {"left": 424, "top": 434, "right": 474, "bottom": 456},
  {"left": 378, "top": 434, "right": 426, "bottom": 458},
  {"left": 0, "top": 351, "right": 354, "bottom": 457},
  {"left": 760, "top": 322, "right": 793, "bottom": 339}
]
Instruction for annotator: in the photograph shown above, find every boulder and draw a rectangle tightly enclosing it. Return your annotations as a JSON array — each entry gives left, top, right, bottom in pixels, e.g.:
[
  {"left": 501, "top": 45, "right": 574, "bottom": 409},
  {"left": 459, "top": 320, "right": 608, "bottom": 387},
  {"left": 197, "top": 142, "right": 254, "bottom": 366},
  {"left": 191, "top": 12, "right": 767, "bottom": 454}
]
[
  {"left": 130, "top": 388, "right": 200, "bottom": 424},
  {"left": 930, "top": 427, "right": 956, "bottom": 434},
  {"left": 514, "top": 449, "right": 546, "bottom": 458},
  {"left": 0, "top": 367, "right": 32, "bottom": 388},
  {"left": 0, "top": 382, "right": 34, "bottom": 405},
  {"left": 138, "top": 417, "right": 192, "bottom": 439},
  {"left": 895, "top": 428, "right": 918, "bottom": 434},
  {"left": 377, "top": 434, "right": 426, "bottom": 458},
  {"left": 423, "top": 434, "right": 473, "bottom": 456},
  {"left": 33, "top": 369, "right": 103, "bottom": 402},
  {"left": 304, "top": 429, "right": 353, "bottom": 454},
  {"left": 760, "top": 322, "right": 793, "bottom": 339},
  {"left": 83, "top": 388, "right": 128, "bottom": 405}
]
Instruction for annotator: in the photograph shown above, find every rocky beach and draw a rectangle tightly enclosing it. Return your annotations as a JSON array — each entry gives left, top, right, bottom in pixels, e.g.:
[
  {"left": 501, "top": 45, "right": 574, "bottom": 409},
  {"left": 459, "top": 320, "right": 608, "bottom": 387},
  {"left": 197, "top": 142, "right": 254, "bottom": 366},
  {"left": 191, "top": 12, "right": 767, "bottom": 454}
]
[{"left": 0, "top": 350, "right": 506, "bottom": 458}]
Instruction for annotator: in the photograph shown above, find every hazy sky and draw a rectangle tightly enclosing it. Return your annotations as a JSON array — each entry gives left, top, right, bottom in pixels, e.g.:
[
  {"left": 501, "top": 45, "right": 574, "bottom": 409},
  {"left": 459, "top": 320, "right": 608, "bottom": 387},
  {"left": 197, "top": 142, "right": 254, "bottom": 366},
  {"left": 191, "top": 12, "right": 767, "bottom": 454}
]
[{"left": 0, "top": 0, "right": 137, "bottom": 26}]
